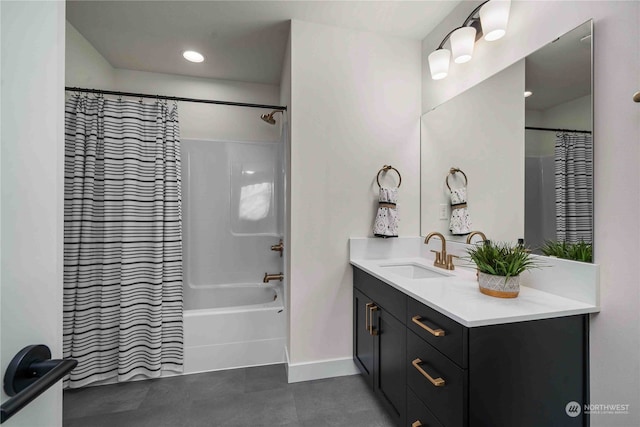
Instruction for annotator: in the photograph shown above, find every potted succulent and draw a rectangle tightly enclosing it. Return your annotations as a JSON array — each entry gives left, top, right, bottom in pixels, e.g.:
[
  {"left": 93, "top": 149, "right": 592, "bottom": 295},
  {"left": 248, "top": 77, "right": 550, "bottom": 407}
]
[
  {"left": 466, "top": 241, "right": 540, "bottom": 298},
  {"left": 540, "top": 240, "right": 592, "bottom": 263}
]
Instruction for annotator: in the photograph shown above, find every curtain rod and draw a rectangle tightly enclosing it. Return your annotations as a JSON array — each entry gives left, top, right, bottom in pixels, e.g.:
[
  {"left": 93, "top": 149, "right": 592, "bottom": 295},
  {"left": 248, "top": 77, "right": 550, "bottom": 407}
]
[
  {"left": 65, "top": 87, "right": 287, "bottom": 111},
  {"left": 525, "top": 126, "right": 591, "bottom": 134}
]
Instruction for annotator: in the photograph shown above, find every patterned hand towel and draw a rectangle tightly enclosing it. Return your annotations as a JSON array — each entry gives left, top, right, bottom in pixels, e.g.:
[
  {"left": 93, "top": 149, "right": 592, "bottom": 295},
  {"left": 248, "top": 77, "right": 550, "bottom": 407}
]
[
  {"left": 449, "top": 186, "right": 471, "bottom": 235},
  {"left": 373, "top": 187, "right": 398, "bottom": 238}
]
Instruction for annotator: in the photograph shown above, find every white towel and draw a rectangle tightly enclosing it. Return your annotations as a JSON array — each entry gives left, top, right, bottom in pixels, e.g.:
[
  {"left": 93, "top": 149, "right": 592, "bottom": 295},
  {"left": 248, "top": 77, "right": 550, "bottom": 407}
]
[
  {"left": 449, "top": 186, "right": 471, "bottom": 235},
  {"left": 373, "top": 187, "right": 398, "bottom": 238}
]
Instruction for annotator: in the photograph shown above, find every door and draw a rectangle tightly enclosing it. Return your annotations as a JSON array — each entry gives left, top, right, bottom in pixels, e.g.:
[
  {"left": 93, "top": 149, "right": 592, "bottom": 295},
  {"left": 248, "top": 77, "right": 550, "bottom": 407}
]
[
  {"left": 353, "top": 289, "right": 374, "bottom": 388},
  {"left": 1, "top": 1, "right": 66, "bottom": 426},
  {"left": 375, "top": 307, "right": 406, "bottom": 427}
]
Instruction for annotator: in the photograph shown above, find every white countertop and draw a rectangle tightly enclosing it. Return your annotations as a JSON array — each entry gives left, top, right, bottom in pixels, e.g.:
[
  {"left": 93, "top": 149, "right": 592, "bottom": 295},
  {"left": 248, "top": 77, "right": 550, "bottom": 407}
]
[{"left": 351, "top": 256, "right": 600, "bottom": 327}]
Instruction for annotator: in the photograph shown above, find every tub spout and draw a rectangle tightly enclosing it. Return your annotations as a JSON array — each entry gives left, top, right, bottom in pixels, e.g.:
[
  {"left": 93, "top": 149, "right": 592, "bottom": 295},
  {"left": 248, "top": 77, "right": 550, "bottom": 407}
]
[{"left": 263, "top": 272, "right": 283, "bottom": 283}]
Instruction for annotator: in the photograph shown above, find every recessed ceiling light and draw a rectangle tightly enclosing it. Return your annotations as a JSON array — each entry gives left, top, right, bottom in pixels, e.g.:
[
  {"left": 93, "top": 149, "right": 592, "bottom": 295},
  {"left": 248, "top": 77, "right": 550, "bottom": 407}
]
[
  {"left": 524, "top": 90, "right": 533, "bottom": 98},
  {"left": 183, "top": 50, "right": 204, "bottom": 63}
]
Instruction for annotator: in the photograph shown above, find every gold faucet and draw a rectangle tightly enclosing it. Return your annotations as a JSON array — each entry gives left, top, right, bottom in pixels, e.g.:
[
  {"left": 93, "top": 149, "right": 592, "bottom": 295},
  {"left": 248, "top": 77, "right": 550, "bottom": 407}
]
[
  {"left": 424, "top": 232, "right": 457, "bottom": 270},
  {"left": 270, "top": 239, "right": 284, "bottom": 257},
  {"left": 466, "top": 231, "right": 487, "bottom": 244},
  {"left": 263, "top": 272, "right": 283, "bottom": 283}
]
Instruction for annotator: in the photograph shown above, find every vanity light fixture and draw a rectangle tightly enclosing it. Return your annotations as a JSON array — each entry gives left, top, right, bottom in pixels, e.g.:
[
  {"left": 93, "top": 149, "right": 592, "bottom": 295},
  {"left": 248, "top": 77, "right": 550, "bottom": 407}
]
[
  {"left": 182, "top": 50, "right": 204, "bottom": 63},
  {"left": 524, "top": 90, "right": 533, "bottom": 98},
  {"left": 428, "top": 0, "right": 511, "bottom": 80}
]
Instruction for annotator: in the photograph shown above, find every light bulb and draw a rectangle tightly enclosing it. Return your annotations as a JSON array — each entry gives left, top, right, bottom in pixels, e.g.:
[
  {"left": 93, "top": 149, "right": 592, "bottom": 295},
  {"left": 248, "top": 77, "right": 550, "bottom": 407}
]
[{"left": 183, "top": 50, "right": 205, "bottom": 63}]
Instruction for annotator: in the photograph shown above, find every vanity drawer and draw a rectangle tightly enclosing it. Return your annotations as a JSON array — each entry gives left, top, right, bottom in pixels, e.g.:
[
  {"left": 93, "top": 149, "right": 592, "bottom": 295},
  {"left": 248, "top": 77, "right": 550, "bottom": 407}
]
[
  {"left": 407, "top": 297, "right": 466, "bottom": 368},
  {"left": 353, "top": 267, "right": 406, "bottom": 323},
  {"left": 407, "top": 387, "right": 444, "bottom": 427},
  {"left": 407, "top": 330, "right": 466, "bottom": 427}
]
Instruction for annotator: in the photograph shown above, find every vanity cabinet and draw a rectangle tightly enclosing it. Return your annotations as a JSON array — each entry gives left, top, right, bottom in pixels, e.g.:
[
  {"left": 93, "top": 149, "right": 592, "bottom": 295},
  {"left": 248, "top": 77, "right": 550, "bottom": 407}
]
[{"left": 353, "top": 267, "right": 589, "bottom": 427}]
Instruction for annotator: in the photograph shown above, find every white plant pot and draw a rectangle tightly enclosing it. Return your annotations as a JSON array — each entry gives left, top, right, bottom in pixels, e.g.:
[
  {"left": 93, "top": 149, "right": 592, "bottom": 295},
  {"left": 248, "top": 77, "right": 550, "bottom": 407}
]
[{"left": 478, "top": 271, "right": 520, "bottom": 298}]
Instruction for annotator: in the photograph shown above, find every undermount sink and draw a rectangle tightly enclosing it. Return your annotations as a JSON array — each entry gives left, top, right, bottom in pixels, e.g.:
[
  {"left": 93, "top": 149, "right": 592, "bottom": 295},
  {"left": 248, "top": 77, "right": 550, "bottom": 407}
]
[{"left": 379, "top": 263, "right": 452, "bottom": 279}]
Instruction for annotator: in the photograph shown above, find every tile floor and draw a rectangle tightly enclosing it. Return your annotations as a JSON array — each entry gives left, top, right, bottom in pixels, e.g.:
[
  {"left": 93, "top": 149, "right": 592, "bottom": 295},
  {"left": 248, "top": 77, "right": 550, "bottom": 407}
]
[{"left": 63, "top": 364, "right": 395, "bottom": 427}]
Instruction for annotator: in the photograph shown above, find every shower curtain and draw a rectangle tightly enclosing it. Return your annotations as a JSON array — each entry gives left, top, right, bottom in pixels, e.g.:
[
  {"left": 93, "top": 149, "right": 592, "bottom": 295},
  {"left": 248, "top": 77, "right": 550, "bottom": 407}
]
[
  {"left": 63, "top": 95, "right": 183, "bottom": 388},
  {"left": 555, "top": 132, "right": 593, "bottom": 244}
]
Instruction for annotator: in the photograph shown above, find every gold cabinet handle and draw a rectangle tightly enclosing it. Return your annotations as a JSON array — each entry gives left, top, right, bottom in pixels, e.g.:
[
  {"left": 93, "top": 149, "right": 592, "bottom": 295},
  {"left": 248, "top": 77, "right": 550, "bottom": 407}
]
[
  {"left": 365, "top": 303, "right": 373, "bottom": 333},
  {"left": 411, "top": 315, "right": 445, "bottom": 337},
  {"left": 412, "top": 421, "right": 423, "bottom": 427},
  {"left": 412, "top": 358, "right": 445, "bottom": 387},
  {"left": 369, "top": 305, "right": 378, "bottom": 336}
]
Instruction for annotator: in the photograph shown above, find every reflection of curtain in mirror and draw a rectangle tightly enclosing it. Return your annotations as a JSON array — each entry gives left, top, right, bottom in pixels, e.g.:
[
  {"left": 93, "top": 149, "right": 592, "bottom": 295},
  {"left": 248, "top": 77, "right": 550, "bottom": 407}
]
[{"left": 555, "top": 132, "right": 593, "bottom": 243}]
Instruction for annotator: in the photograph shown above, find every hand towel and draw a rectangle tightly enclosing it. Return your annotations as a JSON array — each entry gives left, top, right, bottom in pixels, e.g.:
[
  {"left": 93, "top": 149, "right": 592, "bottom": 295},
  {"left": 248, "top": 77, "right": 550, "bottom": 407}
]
[
  {"left": 373, "top": 187, "right": 399, "bottom": 238},
  {"left": 449, "top": 186, "right": 471, "bottom": 235}
]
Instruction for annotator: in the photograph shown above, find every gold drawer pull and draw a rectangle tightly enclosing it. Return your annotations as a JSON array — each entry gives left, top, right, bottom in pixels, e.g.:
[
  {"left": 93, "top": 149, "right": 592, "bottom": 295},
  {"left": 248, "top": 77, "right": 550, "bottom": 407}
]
[
  {"left": 412, "top": 315, "right": 445, "bottom": 337},
  {"left": 412, "top": 421, "right": 423, "bottom": 427},
  {"left": 369, "top": 305, "right": 378, "bottom": 336},
  {"left": 412, "top": 358, "right": 445, "bottom": 387}
]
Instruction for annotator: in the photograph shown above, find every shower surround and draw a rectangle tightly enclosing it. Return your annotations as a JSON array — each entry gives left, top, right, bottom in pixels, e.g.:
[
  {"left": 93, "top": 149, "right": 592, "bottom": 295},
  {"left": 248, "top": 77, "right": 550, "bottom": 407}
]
[{"left": 181, "top": 138, "right": 286, "bottom": 373}]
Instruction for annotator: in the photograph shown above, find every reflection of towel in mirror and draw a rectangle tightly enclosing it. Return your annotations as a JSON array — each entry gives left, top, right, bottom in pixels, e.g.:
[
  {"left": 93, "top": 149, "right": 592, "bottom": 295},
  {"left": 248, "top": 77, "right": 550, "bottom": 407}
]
[
  {"left": 373, "top": 187, "right": 398, "bottom": 238},
  {"left": 449, "top": 187, "right": 471, "bottom": 235}
]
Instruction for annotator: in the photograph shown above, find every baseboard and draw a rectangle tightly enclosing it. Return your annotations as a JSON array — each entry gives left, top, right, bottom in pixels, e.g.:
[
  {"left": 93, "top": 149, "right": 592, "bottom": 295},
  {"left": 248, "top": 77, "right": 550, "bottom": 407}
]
[{"left": 287, "top": 357, "right": 360, "bottom": 383}]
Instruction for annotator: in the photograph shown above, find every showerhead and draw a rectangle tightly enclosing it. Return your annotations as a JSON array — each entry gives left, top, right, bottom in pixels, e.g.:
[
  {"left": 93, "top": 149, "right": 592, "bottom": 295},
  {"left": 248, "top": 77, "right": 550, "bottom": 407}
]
[{"left": 260, "top": 110, "right": 283, "bottom": 125}]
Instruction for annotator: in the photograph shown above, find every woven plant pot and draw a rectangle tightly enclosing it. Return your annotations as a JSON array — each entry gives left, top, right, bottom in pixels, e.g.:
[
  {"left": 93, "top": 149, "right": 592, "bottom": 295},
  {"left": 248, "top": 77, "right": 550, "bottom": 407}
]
[{"left": 478, "top": 271, "right": 520, "bottom": 298}]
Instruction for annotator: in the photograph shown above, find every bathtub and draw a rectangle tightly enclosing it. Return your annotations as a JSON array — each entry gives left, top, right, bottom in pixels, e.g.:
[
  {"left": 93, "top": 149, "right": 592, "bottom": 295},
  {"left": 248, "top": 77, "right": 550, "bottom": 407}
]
[{"left": 183, "top": 283, "right": 286, "bottom": 374}]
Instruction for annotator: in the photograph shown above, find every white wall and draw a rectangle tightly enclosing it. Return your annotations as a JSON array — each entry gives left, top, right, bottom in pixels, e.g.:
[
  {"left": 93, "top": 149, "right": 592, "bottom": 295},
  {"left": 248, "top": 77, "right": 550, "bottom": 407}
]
[
  {"left": 422, "top": 2, "right": 640, "bottom": 425},
  {"left": 65, "top": 22, "right": 281, "bottom": 144},
  {"left": 287, "top": 20, "right": 421, "bottom": 379},
  {"left": 421, "top": 60, "right": 525, "bottom": 242},
  {"left": 1, "top": 1, "right": 65, "bottom": 426},
  {"left": 278, "top": 26, "right": 293, "bottom": 364},
  {"left": 526, "top": 94, "right": 592, "bottom": 157},
  {"left": 66, "top": 22, "right": 115, "bottom": 89}
]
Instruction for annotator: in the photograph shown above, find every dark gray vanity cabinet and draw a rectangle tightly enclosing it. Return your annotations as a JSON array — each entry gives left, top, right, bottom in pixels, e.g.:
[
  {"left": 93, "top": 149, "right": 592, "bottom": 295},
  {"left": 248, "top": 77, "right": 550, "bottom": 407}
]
[
  {"left": 353, "top": 269, "right": 407, "bottom": 427},
  {"left": 353, "top": 266, "right": 589, "bottom": 427}
]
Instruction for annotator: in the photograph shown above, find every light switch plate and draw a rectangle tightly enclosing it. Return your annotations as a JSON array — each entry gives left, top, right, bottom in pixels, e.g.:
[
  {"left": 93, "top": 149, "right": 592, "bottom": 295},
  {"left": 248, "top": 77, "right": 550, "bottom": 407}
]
[{"left": 439, "top": 204, "right": 448, "bottom": 220}]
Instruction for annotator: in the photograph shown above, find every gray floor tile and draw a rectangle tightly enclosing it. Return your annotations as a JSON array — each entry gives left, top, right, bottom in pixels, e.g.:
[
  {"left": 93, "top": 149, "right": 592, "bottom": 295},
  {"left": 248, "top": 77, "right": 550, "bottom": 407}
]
[
  {"left": 238, "top": 389, "right": 298, "bottom": 426},
  {"left": 298, "top": 407, "right": 395, "bottom": 427},
  {"left": 292, "top": 376, "right": 379, "bottom": 421},
  {"left": 65, "top": 404, "right": 190, "bottom": 427},
  {"left": 244, "top": 363, "right": 288, "bottom": 393},
  {"left": 140, "top": 368, "right": 246, "bottom": 409},
  {"left": 187, "top": 391, "right": 251, "bottom": 427},
  {"left": 64, "top": 380, "right": 150, "bottom": 420},
  {"left": 64, "top": 366, "right": 391, "bottom": 427}
]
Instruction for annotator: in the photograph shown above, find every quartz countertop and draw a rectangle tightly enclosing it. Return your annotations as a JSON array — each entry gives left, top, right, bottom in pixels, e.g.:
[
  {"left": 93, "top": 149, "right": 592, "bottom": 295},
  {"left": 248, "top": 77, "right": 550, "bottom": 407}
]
[{"left": 351, "top": 256, "right": 600, "bottom": 327}]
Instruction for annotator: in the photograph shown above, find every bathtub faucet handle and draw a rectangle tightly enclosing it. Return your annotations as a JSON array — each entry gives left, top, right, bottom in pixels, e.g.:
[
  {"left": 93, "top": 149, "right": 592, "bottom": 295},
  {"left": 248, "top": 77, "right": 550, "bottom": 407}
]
[
  {"left": 270, "top": 240, "right": 284, "bottom": 257},
  {"left": 263, "top": 272, "right": 284, "bottom": 283}
]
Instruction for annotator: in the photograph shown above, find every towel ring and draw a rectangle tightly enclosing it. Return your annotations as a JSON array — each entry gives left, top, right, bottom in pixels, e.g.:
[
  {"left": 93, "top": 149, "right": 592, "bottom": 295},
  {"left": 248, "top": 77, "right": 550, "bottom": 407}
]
[
  {"left": 376, "top": 165, "right": 402, "bottom": 188},
  {"left": 446, "top": 167, "right": 468, "bottom": 191}
]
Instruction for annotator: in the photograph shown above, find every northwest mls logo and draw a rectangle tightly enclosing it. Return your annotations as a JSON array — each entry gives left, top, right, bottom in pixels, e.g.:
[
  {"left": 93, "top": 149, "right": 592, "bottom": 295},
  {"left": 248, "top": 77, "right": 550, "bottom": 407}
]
[
  {"left": 565, "top": 401, "right": 581, "bottom": 417},
  {"left": 565, "top": 401, "right": 631, "bottom": 417}
]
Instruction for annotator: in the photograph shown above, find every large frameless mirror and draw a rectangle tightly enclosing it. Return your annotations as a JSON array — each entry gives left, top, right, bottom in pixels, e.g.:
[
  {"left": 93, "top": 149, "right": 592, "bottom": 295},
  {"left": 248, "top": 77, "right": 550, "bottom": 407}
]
[{"left": 420, "top": 20, "right": 593, "bottom": 262}]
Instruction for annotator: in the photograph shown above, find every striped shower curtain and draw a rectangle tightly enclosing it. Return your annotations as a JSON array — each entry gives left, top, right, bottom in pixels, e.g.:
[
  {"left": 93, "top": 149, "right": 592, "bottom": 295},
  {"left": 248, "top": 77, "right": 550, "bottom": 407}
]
[
  {"left": 63, "top": 95, "right": 183, "bottom": 388},
  {"left": 555, "top": 132, "right": 593, "bottom": 244}
]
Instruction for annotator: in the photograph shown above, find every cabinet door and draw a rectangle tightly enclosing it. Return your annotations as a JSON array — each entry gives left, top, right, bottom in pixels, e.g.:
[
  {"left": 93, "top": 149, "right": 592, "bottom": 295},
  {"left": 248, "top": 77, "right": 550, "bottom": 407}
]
[
  {"left": 468, "top": 315, "right": 587, "bottom": 427},
  {"left": 375, "top": 307, "right": 407, "bottom": 427},
  {"left": 353, "top": 288, "right": 374, "bottom": 388}
]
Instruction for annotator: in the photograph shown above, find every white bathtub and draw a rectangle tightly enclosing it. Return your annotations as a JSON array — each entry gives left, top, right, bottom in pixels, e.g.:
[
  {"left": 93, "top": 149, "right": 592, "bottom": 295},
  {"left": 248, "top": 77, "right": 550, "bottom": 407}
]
[{"left": 183, "top": 283, "right": 286, "bottom": 374}]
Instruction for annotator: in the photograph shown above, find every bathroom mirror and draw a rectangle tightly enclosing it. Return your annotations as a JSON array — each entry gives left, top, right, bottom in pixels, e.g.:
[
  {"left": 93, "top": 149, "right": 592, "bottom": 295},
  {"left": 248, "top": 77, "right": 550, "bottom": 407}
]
[{"left": 421, "top": 20, "right": 593, "bottom": 260}]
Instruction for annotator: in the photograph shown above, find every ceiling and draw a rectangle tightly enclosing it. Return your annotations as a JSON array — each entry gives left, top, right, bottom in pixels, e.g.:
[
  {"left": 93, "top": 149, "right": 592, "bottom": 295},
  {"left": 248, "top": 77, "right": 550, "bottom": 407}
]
[
  {"left": 525, "top": 21, "right": 592, "bottom": 111},
  {"left": 66, "top": 0, "right": 462, "bottom": 85}
]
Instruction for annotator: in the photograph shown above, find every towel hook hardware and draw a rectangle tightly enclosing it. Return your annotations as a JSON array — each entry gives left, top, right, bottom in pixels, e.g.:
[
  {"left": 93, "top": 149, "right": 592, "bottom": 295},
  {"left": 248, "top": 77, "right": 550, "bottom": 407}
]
[
  {"left": 446, "top": 167, "right": 468, "bottom": 191},
  {"left": 376, "top": 165, "right": 402, "bottom": 188}
]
